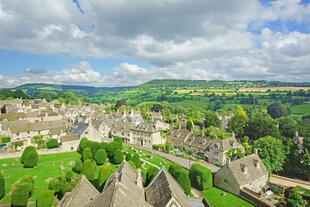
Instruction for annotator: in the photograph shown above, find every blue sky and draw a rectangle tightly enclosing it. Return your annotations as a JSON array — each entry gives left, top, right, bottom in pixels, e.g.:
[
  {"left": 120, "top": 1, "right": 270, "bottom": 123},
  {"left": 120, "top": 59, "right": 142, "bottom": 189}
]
[{"left": 0, "top": 0, "right": 309, "bottom": 87}]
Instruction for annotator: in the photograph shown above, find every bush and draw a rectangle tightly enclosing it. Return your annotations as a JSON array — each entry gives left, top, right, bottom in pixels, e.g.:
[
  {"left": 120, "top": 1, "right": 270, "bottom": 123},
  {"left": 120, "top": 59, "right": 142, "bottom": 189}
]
[
  {"left": 21, "top": 146, "right": 38, "bottom": 164},
  {"left": 48, "top": 177, "right": 76, "bottom": 200},
  {"left": 36, "top": 190, "right": 54, "bottom": 207},
  {"left": 11, "top": 182, "right": 31, "bottom": 207},
  {"left": 66, "top": 170, "right": 73, "bottom": 182},
  {"left": 0, "top": 171, "right": 5, "bottom": 199},
  {"left": 132, "top": 154, "right": 142, "bottom": 168},
  {"left": 176, "top": 169, "right": 191, "bottom": 195},
  {"left": 94, "top": 149, "right": 107, "bottom": 165},
  {"left": 72, "top": 159, "right": 82, "bottom": 173},
  {"left": 78, "top": 137, "right": 89, "bottom": 154},
  {"left": 114, "top": 137, "right": 123, "bottom": 149},
  {"left": 128, "top": 160, "right": 136, "bottom": 169},
  {"left": 145, "top": 166, "right": 159, "bottom": 186},
  {"left": 98, "top": 166, "right": 114, "bottom": 188},
  {"left": 126, "top": 153, "right": 133, "bottom": 161},
  {"left": 0, "top": 136, "right": 11, "bottom": 143},
  {"left": 19, "top": 176, "right": 34, "bottom": 196},
  {"left": 111, "top": 149, "right": 124, "bottom": 164},
  {"left": 168, "top": 163, "right": 183, "bottom": 178},
  {"left": 81, "top": 159, "right": 96, "bottom": 180},
  {"left": 46, "top": 138, "right": 59, "bottom": 149},
  {"left": 105, "top": 142, "right": 116, "bottom": 158},
  {"left": 23, "top": 150, "right": 39, "bottom": 168},
  {"left": 189, "top": 163, "right": 212, "bottom": 191},
  {"left": 82, "top": 147, "right": 93, "bottom": 162}
]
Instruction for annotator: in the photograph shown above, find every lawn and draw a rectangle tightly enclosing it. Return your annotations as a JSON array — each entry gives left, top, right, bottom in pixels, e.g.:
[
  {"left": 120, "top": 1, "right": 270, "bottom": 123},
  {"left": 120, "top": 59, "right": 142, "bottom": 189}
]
[
  {"left": 291, "top": 103, "right": 310, "bottom": 115},
  {"left": 203, "top": 187, "right": 254, "bottom": 207},
  {"left": 0, "top": 152, "right": 80, "bottom": 204}
]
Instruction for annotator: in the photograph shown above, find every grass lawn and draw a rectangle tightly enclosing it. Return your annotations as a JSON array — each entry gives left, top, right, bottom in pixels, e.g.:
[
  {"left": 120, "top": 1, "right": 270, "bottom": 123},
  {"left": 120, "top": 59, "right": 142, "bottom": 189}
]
[
  {"left": 203, "top": 187, "right": 254, "bottom": 207},
  {"left": 0, "top": 151, "right": 80, "bottom": 204},
  {"left": 292, "top": 103, "right": 310, "bottom": 115}
]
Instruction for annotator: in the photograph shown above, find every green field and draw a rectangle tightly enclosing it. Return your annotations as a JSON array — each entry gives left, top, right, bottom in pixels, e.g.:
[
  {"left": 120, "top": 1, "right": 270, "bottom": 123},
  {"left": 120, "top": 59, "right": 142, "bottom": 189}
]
[
  {"left": 292, "top": 104, "right": 310, "bottom": 115},
  {"left": 203, "top": 187, "right": 254, "bottom": 207},
  {"left": 0, "top": 152, "right": 80, "bottom": 204}
]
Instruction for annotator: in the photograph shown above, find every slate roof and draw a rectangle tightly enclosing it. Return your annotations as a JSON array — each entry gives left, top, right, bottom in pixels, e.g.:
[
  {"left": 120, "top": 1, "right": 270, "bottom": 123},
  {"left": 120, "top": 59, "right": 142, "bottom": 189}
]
[
  {"left": 58, "top": 176, "right": 100, "bottom": 207},
  {"left": 8, "top": 120, "right": 67, "bottom": 134},
  {"left": 132, "top": 123, "right": 160, "bottom": 133},
  {"left": 145, "top": 169, "right": 190, "bottom": 207},
  {"left": 70, "top": 123, "right": 88, "bottom": 136}
]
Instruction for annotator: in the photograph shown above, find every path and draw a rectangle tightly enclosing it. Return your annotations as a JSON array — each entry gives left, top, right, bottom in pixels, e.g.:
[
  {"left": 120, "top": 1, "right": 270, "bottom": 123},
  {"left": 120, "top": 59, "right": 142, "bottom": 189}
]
[{"left": 269, "top": 174, "right": 310, "bottom": 190}]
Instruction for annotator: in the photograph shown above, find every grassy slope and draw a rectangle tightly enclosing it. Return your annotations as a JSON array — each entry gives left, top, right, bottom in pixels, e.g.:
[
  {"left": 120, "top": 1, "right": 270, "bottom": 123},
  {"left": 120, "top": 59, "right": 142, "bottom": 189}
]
[{"left": 292, "top": 103, "right": 310, "bottom": 115}]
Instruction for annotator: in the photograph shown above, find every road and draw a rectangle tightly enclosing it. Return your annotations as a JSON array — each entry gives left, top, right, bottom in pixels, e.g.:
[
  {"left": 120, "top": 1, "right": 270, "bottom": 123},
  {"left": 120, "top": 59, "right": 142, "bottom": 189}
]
[{"left": 269, "top": 174, "right": 310, "bottom": 190}]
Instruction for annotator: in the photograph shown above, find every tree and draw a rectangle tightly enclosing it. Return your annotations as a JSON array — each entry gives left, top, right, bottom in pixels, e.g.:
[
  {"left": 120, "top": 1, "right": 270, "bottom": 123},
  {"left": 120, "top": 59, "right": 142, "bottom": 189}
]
[
  {"left": 105, "top": 142, "right": 116, "bottom": 158},
  {"left": 126, "top": 153, "right": 133, "bottom": 161},
  {"left": 23, "top": 150, "right": 39, "bottom": 168},
  {"left": 204, "top": 111, "right": 220, "bottom": 128},
  {"left": 132, "top": 154, "right": 142, "bottom": 168},
  {"left": 175, "top": 169, "right": 191, "bottom": 195},
  {"left": 21, "top": 146, "right": 38, "bottom": 164},
  {"left": 82, "top": 147, "right": 93, "bottom": 162},
  {"left": 145, "top": 166, "right": 159, "bottom": 186},
  {"left": 82, "top": 160, "right": 96, "bottom": 180},
  {"left": 113, "top": 138, "right": 123, "bottom": 150},
  {"left": 227, "top": 105, "right": 248, "bottom": 138},
  {"left": 189, "top": 163, "right": 212, "bottom": 191},
  {"left": 287, "top": 191, "right": 307, "bottom": 207},
  {"left": 245, "top": 113, "right": 280, "bottom": 140},
  {"left": 72, "top": 159, "right": 82, "bottom": 173},
  {"left": 0, "top": 171, "right": 4, "bottom": 200},
  {"left": 111, "top": 149, "right": 124, "bottom": 164},
  {"left": 11, "top": 176, "right": 34, "bottom": 207},
  {"left": 267, "top": 103, "right": 290, "bottom": 119},
  {"left": 278, "top": 116, "right": 298, "bottom": 138},
  {"left": 36, "top": 190, "right": 55, "bottom": 207},
  {"left": 65, "top": 170, "right": 73, "bottom": 182},
  {"left": 46, "top": 138, "right": 59, "bottom": 149},
  {"left": 254, "top": 136, "right": 286, "bottom": 172},
  {"left": 128, "top": 161, "right": 136, "bottom": 169},
  {"left": 115, "top": 100, "right": 126, "bottom": 110},
  {"left": 94, "top": 149, "right": 107, "bottom": 165},
  {"left": 98, "top": 166, "right": 114, "bottom": 188},
  {"left": 78, "top": 137, "right": 89, "bottom": 154}
]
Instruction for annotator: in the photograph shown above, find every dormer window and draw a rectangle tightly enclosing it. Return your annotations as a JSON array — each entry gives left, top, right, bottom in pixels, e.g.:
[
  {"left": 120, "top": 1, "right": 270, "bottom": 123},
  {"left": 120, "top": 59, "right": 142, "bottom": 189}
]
[
  {"left": 213, "top": 144, "right": 218, "bottom": 149},
  {"left": 240, "top": 164, "right": 248, "bottom": 174},
  {"left": 253, "top": 159, "right": 260, "bottom": 169}
]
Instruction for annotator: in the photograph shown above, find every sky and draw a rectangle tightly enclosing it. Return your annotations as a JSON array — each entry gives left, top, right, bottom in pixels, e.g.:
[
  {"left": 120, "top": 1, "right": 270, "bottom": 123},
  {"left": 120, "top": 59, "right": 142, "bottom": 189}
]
[{"left": 0, "top": 0, "right": 309, "bottom": 87}]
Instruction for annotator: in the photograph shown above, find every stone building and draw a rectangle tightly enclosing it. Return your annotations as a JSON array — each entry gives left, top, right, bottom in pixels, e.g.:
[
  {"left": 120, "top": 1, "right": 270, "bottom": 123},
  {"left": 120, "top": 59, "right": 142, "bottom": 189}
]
[{"left": 131, "top": 123, "right": 165, "bottom": 148}]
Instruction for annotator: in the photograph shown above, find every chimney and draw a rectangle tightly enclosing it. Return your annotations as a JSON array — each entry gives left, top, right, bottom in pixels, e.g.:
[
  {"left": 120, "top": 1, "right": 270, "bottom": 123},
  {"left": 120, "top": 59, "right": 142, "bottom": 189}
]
[
  {"left": 295, "top": 131, "right": 298, "bottom": 138},
  {"left": 226, "top": 158, "right": 231, "bottom": 167},
  {"left": 136, "top": 169, "right": 144, "bottom": 188},
  {"left": 254, "top": 148, "right": 258, "bottom": 155}
]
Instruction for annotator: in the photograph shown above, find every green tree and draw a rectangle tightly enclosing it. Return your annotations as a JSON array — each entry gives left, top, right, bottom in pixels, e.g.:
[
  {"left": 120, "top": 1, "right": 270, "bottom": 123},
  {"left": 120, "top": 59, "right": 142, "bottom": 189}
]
[
  {"left": 65, "top": 170, "right": 73, "bottom": 182},
  {"left": 81, "top": 160, "right": 96, "bottom": 180},
  {"left": 128, "top": 160, "right": 136, "bottom": 169},
  {"left": 82, "top": 147, "right": 93, "bottom": 162},
  {"left": 11, "top": 182, "right": 31, "bottom": 207},
  {"left": 126, "top": 153, "right": 133, "bottom": 161},
  {"left": 189, "top": 163, "right": 212, "bottom": 191},
  {"left": 23, "top": 150, "right": 39, "bottom": 168},
  {"left": 278, "top": 116, "right": 298, "bottom": 138},
  {"left": 227, "top": 105, "right": 248, "bottom": 138},
  {"left": 145, "top": 166, "right": 159, "bottom": 186},
  {"left": 286, "top": 191, "right": 307, "bottom": 207},
  {"left": 204, "top": 111, "right": 220, "bottom": 128},
  {"left": 36, "top": 190, "right": 55, "bottom": 207},
  {"left": 168, "top": 163, "right": 183, "bottom": 178},
  {"left": 175, "top": 169, "right": 191, "bottom": 195},
  {"left": 254, "top": 136, "right": 286, "bottom": 172},
  {"left": 111, "top": 149, "right": 124, "bottom": 164},
  {"left": 46, "top": 138, "right": 59, "bottom": 149},
  {"left": 78, "top": 137, "right": 89, "bottom": 154},
  {"left": 94, "top": 149, "right": 107, "bottom": 165},
  {"left": 21, "top": 146, "right": 38, "bottom": 164},
  {"left": 267, "top": 103, "right": 290, "bottom": 119},
  {"left": 98, "top": 166, "right": 114, "bottom": 188},
  {"left": 132, "top": 154, "right": 142, "bottom": 168},
  {"left": 0, "top": 170, "right": 4, "bottom": 200},
  {"left": 72, "top": 159, "right": 82, "bottom": 173}
]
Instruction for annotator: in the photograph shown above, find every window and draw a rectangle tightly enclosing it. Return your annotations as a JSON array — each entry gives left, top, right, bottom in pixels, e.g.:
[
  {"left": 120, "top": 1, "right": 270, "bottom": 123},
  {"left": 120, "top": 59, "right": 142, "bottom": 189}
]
[{"left": 224, "top": 179, "right": 228, "bottom": 184}]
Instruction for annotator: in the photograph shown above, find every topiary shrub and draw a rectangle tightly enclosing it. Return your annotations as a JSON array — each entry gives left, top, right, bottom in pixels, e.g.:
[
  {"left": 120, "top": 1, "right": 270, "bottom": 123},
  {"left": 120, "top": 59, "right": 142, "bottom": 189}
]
[
  {"left": 105, "top": 142, "right": 116, "bottom": 158},
  {"left": 48, "top": 176, "right": 76, "bottom": 200},
  {"left": 46, "top": 139, "right": 59, "bottom": 149},
  {"left": 11, "top": 176, "right": 34, "bottom": 207},
  {"left": 23, "top": 150, "right": 39, "bottom": 168},
  {"left": 0, "top": 171, "right": 5, "bottom": 200},
  {"left": 189, "top": 163, "right": 212, "bottom": 190},
  {"left": 98, "top": 165, "right": 114, "bottom": 189},
  {"left": 94, "top": 149, "right": 107, "bottom": 165},
  {"left": 113, "top": 137, "right": 123, "bottom": 149},
  {"left": 65, "top": 170, "right": 73, "bottom": 182},
  {"left": 78, "top": 137, "right": 89, "bottom": 154},
  {"left": 175, "top": 169, "right": 191, "bottom": 195},
  {"left": 128, "top": 160, "right": 136, "bottom": 169},
  {"left": 111, "top": 149, "right": 124, "bottom": 164},
  {"left": 82, "top": 147, "right": 93, "bottom": 162},
  {"left": 145, "top": 166, "right": 159, "bottom": 186},
  {"left": 132, "top": 154, "right": 142, "bottom": 168},
  {"left": 36, "top": 190, "right": 55, "bottom": 207},
  {"left": 126, "top": 153, "right": 133, "bottom": 161},
  {"left": 168, "top": 163, "right": 183, "bottom": 178},
  {"left": 81, "top": 159, "right": 96, "bottom": 180},
  {"left": 21, "top": 146, "right": 38, "bottom": 164},
  {"left": 72, "top": 159, "right": 82, "bottom": 173}
]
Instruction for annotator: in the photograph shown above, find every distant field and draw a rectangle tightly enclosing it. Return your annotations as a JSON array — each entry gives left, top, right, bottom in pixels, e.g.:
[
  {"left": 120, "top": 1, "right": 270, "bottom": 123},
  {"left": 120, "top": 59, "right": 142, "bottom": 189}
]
[
  {"left": 239, "top": 87, "right": 310, "bottom": 92},
  {"left": 292, "top": 104, "right": 310, "bottom": 115}
]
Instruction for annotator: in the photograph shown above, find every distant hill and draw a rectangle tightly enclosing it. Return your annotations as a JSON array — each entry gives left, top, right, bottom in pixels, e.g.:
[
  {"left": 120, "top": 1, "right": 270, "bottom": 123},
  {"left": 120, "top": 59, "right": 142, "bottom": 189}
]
[{"left": 15, "top": 83, "right": 135, "bottom": 96}]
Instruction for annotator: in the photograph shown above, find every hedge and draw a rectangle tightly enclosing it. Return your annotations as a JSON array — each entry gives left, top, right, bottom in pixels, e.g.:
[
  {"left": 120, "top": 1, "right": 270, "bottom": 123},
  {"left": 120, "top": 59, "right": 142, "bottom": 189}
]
[
  {"left": 176, "top": 169, "right": 191, "bottom": 195},
  {"left": 168, "top": 163, "right": 183, "bottom": 178},
  {"left": 132, "top": 154, "right": 142, "bottom": 168},
  {"left": 111, "top": 149, "right": 124, "bottom": 164},
  {"left": 46, "top": 138, "right": 59, "bottom": 149},
  {"left": 72, "top": 159, "right": 82, "bottom": 173},
  {"left": 82, "top": 159, "right": 96, "bottom": 180},
  {"left": 98, "top": 165, "right": 114, "bottom": 188},
  {"left": 23, "top": 150, "right": 39, "bottom": 168},
  {"left": 94, "top": 149, "right": 107, "bottom": 165},
  {"left": 36, "top": 190, "right": 55, "bottom": 207},
  {"left": 21, "top": 146, "right": 37, "bottom": 164},
  {"left": 189, "top": 163, "right": 212, "bottom": 191},
  {"left": 82, "top": 147, "right": 93, "bottom": 162},
  {"left": 145, "top": 166, "right": 159, "bottom": 186},
  {"left": 0, "top": 171, "right": 4, "bottom": 199}
]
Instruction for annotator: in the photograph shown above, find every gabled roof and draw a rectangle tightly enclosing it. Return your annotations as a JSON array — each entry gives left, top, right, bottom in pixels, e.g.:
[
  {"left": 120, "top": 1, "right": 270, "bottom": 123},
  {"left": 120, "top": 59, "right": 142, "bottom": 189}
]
[
  {"left": 207, "top": 136, "right": 243, "bottom": 152},
  {"left": 71, "top": 123, "right": 88, "bottom": 136},
  {"left": 58, "top": 176, "right": 100, "bottom": 207},
  {"left": 145, "top": 169, "right": 190, "bottom": 207}
]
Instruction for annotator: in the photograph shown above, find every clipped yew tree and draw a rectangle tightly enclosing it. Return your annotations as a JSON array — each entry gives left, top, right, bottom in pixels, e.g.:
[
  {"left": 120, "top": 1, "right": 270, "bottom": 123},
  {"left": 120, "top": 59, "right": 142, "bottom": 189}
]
[
  {"left": 72, "top": 159, "right": 82, "bottom": 173},
  {"left": 11, "top": 176, "right": 34, "bottom": 207},
  {"left": 36, "top": 190, "right": 55, "bottom": 207},
  {"left": 82, "top": 147, "right": 93, "bottom": 162},
  {"left": 111, "top": 149, "right": 124, "bottom": 164},
  {"left": 0, "top": 170, "right": 4, "bottom": 200},
  {"left": 23, "top": 150, "right": 39, "bottom": 168},
  {"left": 132, "top": 154, "right": 142, "bottom": 168},
  {"left": 189, "top": 163, "right": 212, "bottom": 190},
  {"left": 128, "top": 160, "right": 136, "bottom": 169},
  {"left": 81, "top": 159, "right": 96, "bottom": 180},
  {"left": 46, "top": 138, "right": 59, "bottom": 149},
  {"left": 126, "top": 153, "right": 133, "bottom": 161},
  {"left": 21, "top": 146, "right": 38, "bottom": 165},
  {"left": 98, "top": 165, "right": 114, "bottom": 189},
  {"left": 94, "top": 149, "right": 107, "bottom": 165},
  {"left": 176, "top": 169, "right": 191, "bottom": 196},
  {"left": 145, "top": 166, "right": 159, "bottom": 186}
]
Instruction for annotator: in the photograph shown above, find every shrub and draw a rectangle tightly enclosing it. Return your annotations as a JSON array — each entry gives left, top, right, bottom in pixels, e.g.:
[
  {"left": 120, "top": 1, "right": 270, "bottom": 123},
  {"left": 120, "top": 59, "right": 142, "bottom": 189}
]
[
  {"left": 105, "top": 142, "right": 116, "bottom": 158},
  {"left": 46, "top": 139, "right": 59, "bottom": 149},
  {"left": 168, "top": 163, "right": 183, "bottom": 178},
  {"left": 128, "top": 160, "right": 136, "bottom": 169},
  {"left": 145, "top": 166, "right": 159, "bottom": 186},
  {"left": 82, "top": 147, "right": 93, "bottom": 162},
  {"left": 132, "top": 154, "right": 142, "bottom": 168},
  {"left": 23, "top": 150, "right": 39, "bottom": 168},
  {"left": 11, "top": 182, "right": 31, "bottom": 207},
  {"left": 0, "top": 171, "right": 4, "bottom": 199},
  {"left": 126, "top": 153, "right": 133, "bottom": 161},
  {"left": 81, "top": 159, "right": 96, "bottom": 180},
  {"left": 21, "top": 146, "right": 37, "bottom": 164},
  {"left": 78, "top": 137, "right": 89, "bottom": 154},
  {"left": 176, "top": 169, "right": 191, "bottom": 195},
  {"left": 111, "top": 149, "right": 124, "bottom": 164},
  {"left": 114, "top": 137, "right": 123, "bottom": 149},
  {"left": 98, "top": 166, "right": 114, "bottom": 188},
  {"left": 36, "top": 190, "right": 54, "bottom": 207},
  {"left": 0, "top": 136, "right": 11, "bottom": 143},
  {"left": 48, "top": 177, "right": 76, "bottom": 200},
  {"left": 94, "top": 149, "right": 107, "bottom": 165},
  {"left": 66, "top": 170, "right": 73, "bottom": 182},
  {"left": 19, "top": 176, "right": 34, "bottom": 196},
  {"left": 72, "top": 159, "right": 82, "bottom": 173},
  {"left": 189, "top": 163, "right": 212, "bottom": 191}
]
